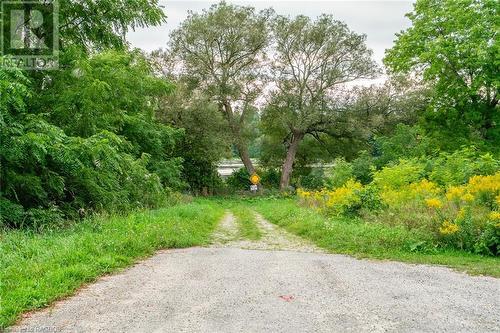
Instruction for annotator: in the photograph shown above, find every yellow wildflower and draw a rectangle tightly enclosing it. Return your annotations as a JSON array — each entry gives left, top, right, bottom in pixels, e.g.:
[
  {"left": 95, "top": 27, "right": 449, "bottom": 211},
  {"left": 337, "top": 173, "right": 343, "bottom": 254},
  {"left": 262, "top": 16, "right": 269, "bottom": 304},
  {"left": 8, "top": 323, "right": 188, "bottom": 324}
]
[
  {"left": 324, "top": 179, "right": 362, "bottom": 208},
  {"left": 467, "top": 173, "right": 500, "bottom": 195},
  {"left": 461, "top": 193, "right": 474, "bottom": 202},
  {"left": 495, "top": 194, "right": 500, "bottom": 206},
  {"left": 439, "top": 220, "right": 460, "bottom": 235},
  {"left": 488, "top": 211, "right": 500, "bottom": 221},
  {"left": 446, "top": 186, "right": 465, "bottom": 201},
  {"left": 410, "top": 179, "right": 441, "bottom": 196},
  {"left": 426, "top": 198, "right": 443, "bottom": 209}
]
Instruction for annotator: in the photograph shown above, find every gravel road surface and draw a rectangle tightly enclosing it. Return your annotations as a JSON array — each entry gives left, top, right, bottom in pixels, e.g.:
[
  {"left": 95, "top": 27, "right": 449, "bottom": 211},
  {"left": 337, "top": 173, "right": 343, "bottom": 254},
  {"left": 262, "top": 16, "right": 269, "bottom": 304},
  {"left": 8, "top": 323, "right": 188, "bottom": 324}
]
[{"left": 10, "top": 213, "right": 500, "bottom": 333}]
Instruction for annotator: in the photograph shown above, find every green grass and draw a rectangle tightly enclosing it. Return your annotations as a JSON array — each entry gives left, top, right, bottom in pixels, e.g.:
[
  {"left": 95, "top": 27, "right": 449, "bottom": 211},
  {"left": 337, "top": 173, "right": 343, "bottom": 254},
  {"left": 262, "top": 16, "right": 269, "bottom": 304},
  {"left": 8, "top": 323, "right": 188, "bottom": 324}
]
[
  {"left": 2, "top": 196, "right": 497, "bottom": 328},
  {"left": 231, "top": 205, "right": 262, "bottom": 240},
  {"left": 0, "top": 201, "right": 225, "bottom": 329},
  {"left": 250, "top": 198, "right": 500, "bottom": 277}
]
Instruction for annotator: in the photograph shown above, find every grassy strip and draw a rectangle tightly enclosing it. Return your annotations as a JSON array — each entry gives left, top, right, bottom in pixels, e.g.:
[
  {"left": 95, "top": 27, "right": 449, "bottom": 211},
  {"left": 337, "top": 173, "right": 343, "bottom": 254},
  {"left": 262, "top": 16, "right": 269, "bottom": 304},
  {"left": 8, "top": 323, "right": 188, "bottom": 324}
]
[
  {"left": 0, "top": 202, "right": 225, "bottom": 328},
  {"left": 251, "top": 199, "right": 500, "bottom": 277},
  {"left": 231, "top": 205, "right": 262, "bottom": 240}
]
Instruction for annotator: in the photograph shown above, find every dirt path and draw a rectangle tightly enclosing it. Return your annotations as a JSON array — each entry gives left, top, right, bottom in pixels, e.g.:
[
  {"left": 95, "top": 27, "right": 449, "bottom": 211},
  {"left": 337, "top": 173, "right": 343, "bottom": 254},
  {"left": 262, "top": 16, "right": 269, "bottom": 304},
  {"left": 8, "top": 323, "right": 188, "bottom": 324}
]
[
  {"left": 209, "top": 211, "right": 323, "bottom": 253},
  {"left": 10, "top": 211, "right": 500, "bottom": 333}
]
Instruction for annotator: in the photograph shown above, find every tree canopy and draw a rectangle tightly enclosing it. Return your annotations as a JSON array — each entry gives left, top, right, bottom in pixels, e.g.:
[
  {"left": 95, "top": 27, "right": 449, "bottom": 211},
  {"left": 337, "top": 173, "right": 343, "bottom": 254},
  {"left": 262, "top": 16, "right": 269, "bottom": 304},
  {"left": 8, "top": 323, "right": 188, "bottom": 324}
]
[
  {"left": 264, "top": 14, "right": 378, "bottom": 189},
  {"left": 385, "top": 0, "right": 499, "bottom": 148},
  {"left": 168, "top": 2, "right": 271, "bottom": 174}
]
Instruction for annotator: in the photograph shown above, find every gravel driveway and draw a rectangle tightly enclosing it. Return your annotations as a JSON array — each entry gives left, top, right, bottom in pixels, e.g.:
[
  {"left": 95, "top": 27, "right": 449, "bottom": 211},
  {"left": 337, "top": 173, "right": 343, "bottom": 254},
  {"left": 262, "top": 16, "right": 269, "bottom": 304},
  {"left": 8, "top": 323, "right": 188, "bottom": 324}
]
[{"left": 10, "top": 213, "right": 500, "bottom": 333}]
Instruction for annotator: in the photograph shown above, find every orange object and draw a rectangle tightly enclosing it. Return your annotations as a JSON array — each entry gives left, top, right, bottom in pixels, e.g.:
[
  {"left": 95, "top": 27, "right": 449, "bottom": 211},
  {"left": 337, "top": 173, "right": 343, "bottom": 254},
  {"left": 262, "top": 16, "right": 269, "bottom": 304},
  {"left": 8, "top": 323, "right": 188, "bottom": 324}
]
[{"left": 250, "top": 173, "right": 261, "bottom": 185}]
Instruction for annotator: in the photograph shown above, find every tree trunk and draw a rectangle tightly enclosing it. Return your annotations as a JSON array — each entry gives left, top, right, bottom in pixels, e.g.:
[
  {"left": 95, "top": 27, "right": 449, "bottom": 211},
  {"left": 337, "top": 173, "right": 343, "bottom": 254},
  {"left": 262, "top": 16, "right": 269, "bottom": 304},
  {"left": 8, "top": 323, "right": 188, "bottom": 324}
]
[
  {"left": 280, "top": 131, "right": 304, "bottom": 191},
  {"left": 220, "top": 101, "right": 255, "bottom": 174},
  {"left": 234, "top": 139, "right": 255, "bottom": 175}
]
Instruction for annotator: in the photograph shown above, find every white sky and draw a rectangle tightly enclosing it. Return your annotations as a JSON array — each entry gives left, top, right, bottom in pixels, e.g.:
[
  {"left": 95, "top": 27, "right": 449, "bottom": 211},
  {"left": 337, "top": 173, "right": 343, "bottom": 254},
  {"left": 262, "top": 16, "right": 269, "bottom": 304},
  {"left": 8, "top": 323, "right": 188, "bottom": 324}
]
[{"left": 127, "top": 0, "right": 415, "bottom": 66}]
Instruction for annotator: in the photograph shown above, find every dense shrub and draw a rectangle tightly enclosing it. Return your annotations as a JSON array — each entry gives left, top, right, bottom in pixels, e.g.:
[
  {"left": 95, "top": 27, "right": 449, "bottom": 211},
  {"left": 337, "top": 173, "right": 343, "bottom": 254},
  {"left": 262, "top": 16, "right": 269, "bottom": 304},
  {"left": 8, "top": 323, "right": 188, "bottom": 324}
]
[
  {"left": 159, "top": 87, "right": 231, "bottom": 194},
  {"left": 0, "top": 55, "right": 182, "bottom": 229},
  {"left": 372, "top": 124, "right": 433, "bottom": 168},
  {"left": 1, "top": 117, "right": 169, "bottom": 228},
  {"left": 326, "top": 158, "right": 353, "bottom": 189},
  {"left": 260, "top": 168, "right": 281, "bottom": 189},
  {"left": 225, "top": 168, "right": 251, "bottom": 191},
  {"left": 298, "top": 153, "right": 500, "bottom": 256},
  {"left": 351, "top": 151, "right": 375, "bottom": 184},
  {"left": 298, "top": 169, "right": 326, "bottom": 190},
  {"left": 428, "top": 148, "right": 499, "bottom": 186},
  {"left": 373, "top": 159, "right": 426, "bottom": 189}
]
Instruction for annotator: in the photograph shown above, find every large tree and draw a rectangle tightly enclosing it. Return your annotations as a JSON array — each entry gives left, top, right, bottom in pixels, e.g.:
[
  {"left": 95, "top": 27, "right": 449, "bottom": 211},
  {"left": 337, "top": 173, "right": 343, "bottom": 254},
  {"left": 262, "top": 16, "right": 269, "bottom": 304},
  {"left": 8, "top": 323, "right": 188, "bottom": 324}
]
[
  {"left": 384, "top": 0, "right": 499, "bottom": 148},
  {"left": 168, "top": 2, "right": 270, "bottom": 174},
  {"left": 266, "top": 14, "right": 378, "bottom": 190},
  {"left": 157, "top": 79, "right": 232, "bottom": 195},
  {"left": 1, "top": 0, "right": 165, "bottom": 58}
]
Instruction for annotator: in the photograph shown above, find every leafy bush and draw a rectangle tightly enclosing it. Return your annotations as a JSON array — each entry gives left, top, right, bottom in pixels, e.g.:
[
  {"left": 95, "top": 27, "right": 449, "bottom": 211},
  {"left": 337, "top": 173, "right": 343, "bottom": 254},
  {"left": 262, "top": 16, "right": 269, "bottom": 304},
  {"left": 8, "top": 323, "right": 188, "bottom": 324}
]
[
  {"left": 0, "top": 54, "right": 182, "bottom": 229},
  {"left": 260, "top": 168, "right": 281, "bottom": 189},
  {"left": 326, "top": 158, "right": 353, "bottom": 189},
  {"left": 475, "top": 220, "right": 500, "bottom": 256},
  {"left": 297, "top": 151, "right": 500, "bottom": 256},
  {"left": 225, "top": 168, "right": 251, "bottom": 191},
  {"left": 298, "top": 169, "right": 326, "bottom": 190},
  {"left": 351, "top": 151, "right": 375, "bottom": 184},
  {"left": 373, "top": 159, "right": 426, "bottom": 189},
  {"left": 429, "top": 148, "right": 499, "bottom": 186},
  {"left": 373, "top": 124, "right": 432, "bottom": 168}
]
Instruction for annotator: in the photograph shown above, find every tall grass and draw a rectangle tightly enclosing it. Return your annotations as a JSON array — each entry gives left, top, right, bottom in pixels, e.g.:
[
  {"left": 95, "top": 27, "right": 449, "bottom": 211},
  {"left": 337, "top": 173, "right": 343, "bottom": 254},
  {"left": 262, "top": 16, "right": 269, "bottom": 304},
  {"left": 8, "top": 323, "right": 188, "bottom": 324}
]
[
  {"left": 252, "top": 199, "right": 500, "bottom": 277},
  {"left": 0, "top": 202, "right": 225, "bottom": 328}
]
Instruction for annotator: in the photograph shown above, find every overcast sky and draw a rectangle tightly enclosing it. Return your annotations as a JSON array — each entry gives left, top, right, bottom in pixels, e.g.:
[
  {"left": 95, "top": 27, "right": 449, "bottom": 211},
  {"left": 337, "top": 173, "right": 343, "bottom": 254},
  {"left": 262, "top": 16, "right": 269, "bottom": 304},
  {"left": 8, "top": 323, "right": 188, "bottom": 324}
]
[{"left": 127, "top": 0, "right": 415, "bottom": 65}]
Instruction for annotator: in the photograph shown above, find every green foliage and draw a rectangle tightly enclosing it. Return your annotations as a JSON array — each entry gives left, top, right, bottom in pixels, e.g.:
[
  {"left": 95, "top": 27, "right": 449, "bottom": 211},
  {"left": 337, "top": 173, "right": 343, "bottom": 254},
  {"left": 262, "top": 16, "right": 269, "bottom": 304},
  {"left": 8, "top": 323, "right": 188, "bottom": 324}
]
[
  {"left": 225, "top": 168, "right": 251, "bottom": 192},
  {"left": 260, "top": 168, "right": 281, "bottom": 189},
  {"left": 475, "top": 221, "right": 500, "bottom": 256},
  {"left": 385, "top": 0, "right": 499, "bottom": 148},
  {"left": 0, "top": 201, "right": 225, "bottom": 328},
  {"left": 326, "top": 158, "right": 354, "bottom": 189},
  {"left": 59, "top": 0, "right": 166, "bottom": 51},
  {"left": 429, "top": 148, "right": 500, "bottom": 186},
  {"left": 373, "top": 159, "right": 426, "bottom": 189},
  {"left": 358, "top": 185, "right": 385, "bottom": 212},
  {"left": 298, "top": 169, "right": 326, "bottom": 190},
  {"left": 351, "top": 151, "right": 375, "bottom": 185},
  {"left": 158, "top": 82, "right": 230, "bottom": 194},
  {"left": 0, "top": 51, "right": 183, "bottom": 229},
  {"left": 373, "top": 124, "right": 433, "bottom": 168},
  {"left": 1, "top": 116, "right": 169, "bottom": 228},
  {"left": 169, "top": 2, "right": 269, "bottom": 101},
  {"left": 40, "top": 50, "right": 173, "bottom": 136}
]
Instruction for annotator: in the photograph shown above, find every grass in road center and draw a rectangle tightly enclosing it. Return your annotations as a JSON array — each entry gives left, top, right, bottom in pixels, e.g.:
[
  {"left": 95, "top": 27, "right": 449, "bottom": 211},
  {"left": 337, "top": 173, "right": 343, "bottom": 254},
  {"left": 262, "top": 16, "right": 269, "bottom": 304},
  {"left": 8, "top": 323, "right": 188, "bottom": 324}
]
[
  {"left": 0, "top": 202, "right": 225, "bottom": 329},
  {"left": 230, "top": 205, "right": 262, "bottom": 241},
  {"left": 248, "top": 198, "right": 500, "bottom": 277}
]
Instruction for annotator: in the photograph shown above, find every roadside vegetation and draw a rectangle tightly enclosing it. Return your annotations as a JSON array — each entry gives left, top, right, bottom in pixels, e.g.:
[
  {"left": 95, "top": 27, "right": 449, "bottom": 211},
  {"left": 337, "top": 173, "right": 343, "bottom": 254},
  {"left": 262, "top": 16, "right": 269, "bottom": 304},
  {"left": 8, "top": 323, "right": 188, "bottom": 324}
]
[
  {"left": 0, "top": 202, "right": 224, "bottom": 328},
  {"left": 251, "top": 198, "right": 500, "bottom": 277},
  {"left": 1, "top": 0, "right": 498, "bottom": 329},
  {"left": 230, "top": 205, "right": 262, "bottom": 241},
  {"left": 297, "top": 150, "right": 500, "bottom": 257}
]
